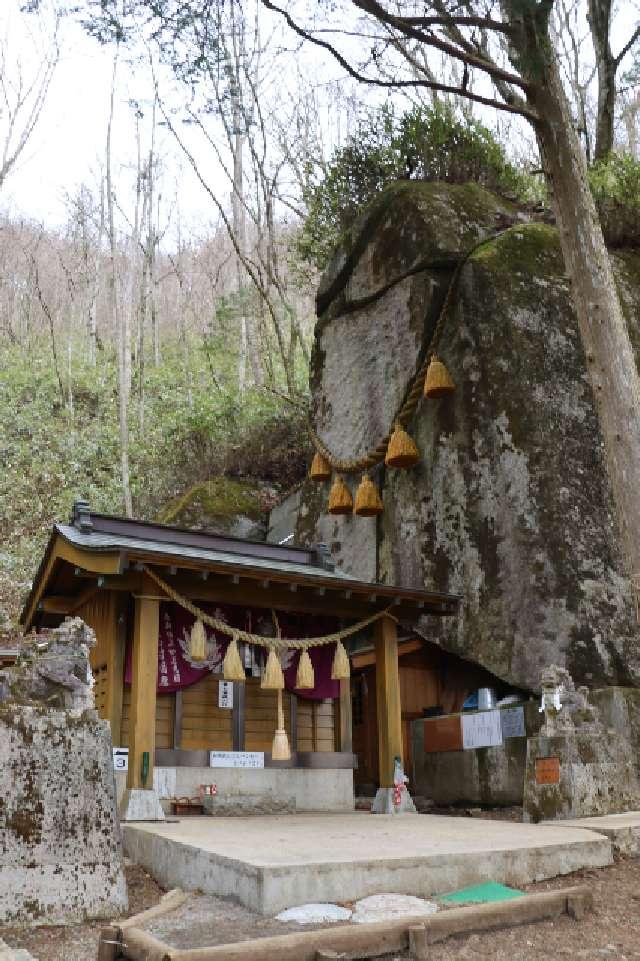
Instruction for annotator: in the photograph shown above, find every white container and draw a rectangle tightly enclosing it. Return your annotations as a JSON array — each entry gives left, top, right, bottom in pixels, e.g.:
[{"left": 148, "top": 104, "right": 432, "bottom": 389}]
[{"left": 478, "top": 687, "right": 496, "bottom": 710}]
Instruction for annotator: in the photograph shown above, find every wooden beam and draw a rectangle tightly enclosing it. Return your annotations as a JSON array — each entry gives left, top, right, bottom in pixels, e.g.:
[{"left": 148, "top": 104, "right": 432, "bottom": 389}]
[
  {"left": 22, "top": 536, "right": 124, "bottom": 630},
  {"left": 352, "top": 637, "right": 424, "bottom": 670},
  {"left": 127, "top": 576, "right": 160, "bottom": 791},
  {"left": 173, "top": 691, "right": 183, "bottom": 750},
  {"left": 374, "top": 615, "right": 403, "bottom": 788},
  {"left": 338, "top": 678, "right": 353, "bottom": 753}
]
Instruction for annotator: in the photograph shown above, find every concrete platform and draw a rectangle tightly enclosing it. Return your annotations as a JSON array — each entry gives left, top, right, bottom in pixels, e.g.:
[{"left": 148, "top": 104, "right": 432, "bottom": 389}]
[
  {"left": 550, "top": 811, "right": 640, "bottom": 855},
  {"left": 122, "top": 814, "right": 613, "bottom": 915}
]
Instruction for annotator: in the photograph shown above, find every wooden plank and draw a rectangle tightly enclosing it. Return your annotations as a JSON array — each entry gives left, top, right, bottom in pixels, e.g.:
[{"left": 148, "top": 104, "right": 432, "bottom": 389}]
[
  {"left": 374, "top": 615, "right": 403, "bottom": 788},
  {"left": 338, "top": 679, "right": 352, "bottom": 753},
  {"left": 127, "top": 577, "right": 160, "bottom": 791},
  {"left": 233, "top": 680, "right": 245, "bottom": 751}
]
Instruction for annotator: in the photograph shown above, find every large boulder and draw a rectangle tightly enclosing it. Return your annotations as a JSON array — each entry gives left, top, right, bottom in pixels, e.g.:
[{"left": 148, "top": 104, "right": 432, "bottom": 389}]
[{"left": 296, "top": 181, "right": 640, "bottom": 691}]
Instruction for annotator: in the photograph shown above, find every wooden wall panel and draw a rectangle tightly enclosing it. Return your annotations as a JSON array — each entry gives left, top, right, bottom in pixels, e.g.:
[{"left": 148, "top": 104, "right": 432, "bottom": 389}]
[
  {"left": 120, "top": 687, "right": 174, "bottom": 750},
  {"left": 180, "top": 674, "right": 233, "bottom": 750},
  {"left": 296, "top": 698, "right": 336, "bottom": 752},
  {"left": 244, "top": 678, "right": 291, "bottom": 752}
]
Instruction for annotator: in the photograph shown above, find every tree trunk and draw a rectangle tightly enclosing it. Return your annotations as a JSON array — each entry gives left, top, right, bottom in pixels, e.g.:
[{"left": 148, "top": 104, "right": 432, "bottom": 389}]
[
  {"left": 527, "top": 51, "right": 640, "bottom": 598},
  {"left": 587, "top": 0, "right": 616, "bottom": 160}
]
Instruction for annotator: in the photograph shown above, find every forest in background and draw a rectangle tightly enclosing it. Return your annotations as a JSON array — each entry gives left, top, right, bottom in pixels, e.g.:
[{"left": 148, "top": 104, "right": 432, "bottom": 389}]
[{"left": 2, "top": 0, "right": 640, "bottom": 632}]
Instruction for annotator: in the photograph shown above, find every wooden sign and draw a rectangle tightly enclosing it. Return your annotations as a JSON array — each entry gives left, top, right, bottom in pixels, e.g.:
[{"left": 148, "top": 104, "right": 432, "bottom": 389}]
[
  {"left": 424, "top": 715, "right": 462, "bottom": 753},
  {"left": 535, "top": 756, "right": 560, "bottom": 785}
]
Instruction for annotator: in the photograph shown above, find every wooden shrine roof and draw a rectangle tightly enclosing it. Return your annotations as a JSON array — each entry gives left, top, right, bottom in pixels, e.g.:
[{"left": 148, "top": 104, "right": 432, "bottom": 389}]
[{"left": 21, "top": 500, "right": 462, "bottom": 631}]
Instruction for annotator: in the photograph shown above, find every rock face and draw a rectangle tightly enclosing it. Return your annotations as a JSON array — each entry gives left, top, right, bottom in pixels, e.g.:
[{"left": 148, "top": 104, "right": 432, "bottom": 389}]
[
  {"left": 0, "top": 618, "right": 127, "bottom": 923},
  {"left": 297, "top": 181, "right": 640, "bottom": 691}
]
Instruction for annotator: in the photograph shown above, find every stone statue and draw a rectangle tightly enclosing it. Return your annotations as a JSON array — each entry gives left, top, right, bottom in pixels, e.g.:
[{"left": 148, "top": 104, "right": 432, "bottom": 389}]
[
  {"left": 538, "top": 664, "right": 601, "bottom": 736},
  {"left": 2, "top": 617, "right": 96, "bottom": 712}
]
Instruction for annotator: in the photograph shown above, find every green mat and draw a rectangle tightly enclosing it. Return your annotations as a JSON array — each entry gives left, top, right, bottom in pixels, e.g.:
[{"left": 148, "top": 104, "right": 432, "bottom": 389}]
[{"left": 439, "top": 881, "right": 524, "bottom": 904}]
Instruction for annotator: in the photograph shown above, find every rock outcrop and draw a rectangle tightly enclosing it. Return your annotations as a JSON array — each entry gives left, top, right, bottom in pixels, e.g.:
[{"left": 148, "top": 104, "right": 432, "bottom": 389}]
[
  {"left": 0, "top": 618, "right": 127, "bottom": 923},
  {"left": 296, "top": 181, "right": 640, "bottom": 691}
]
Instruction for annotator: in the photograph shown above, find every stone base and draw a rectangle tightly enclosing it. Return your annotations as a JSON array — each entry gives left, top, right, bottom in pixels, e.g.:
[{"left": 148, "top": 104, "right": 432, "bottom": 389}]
[
  {"left": 119, "top": 788, "right": 165, "bottom": 822},
  {"left": 0, "top": 940, "right": 37, "bottom": 961},
  {"left": 203, "top": 794, "right": 296, "bottom": 816},
  {"left": 372, "top": 787, "right": 417, "bottom": 814}
]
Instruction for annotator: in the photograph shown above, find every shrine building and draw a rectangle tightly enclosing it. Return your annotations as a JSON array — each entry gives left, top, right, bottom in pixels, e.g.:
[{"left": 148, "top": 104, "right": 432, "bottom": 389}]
[{"left": 21, "top": 501, "right": 460, "bottom": 817}]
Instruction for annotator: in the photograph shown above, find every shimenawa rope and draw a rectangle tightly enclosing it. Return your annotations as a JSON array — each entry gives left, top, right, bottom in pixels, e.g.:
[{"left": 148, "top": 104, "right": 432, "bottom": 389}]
[
  {"left": 309, "top": 226, "right": 517, "bottom": 474},
  {"left": 143, "top": 565, "right": 396, "bottom": 649}
]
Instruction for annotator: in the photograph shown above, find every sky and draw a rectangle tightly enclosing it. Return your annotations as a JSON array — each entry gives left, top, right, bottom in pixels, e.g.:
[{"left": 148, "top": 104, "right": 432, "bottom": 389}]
[{"left": 1, "top": 0, "right": 638, "bottom": 238}]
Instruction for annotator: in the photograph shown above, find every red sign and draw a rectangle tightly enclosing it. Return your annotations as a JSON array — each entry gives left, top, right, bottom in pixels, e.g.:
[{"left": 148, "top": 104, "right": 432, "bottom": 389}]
[{"left": 536, "top": 756, "right": 560, "bottom": 785}]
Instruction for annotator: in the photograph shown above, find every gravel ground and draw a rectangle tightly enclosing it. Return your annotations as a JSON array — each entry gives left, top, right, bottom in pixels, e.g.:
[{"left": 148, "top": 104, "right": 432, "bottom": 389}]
[{"left": 2, "top": 853, "right": 639, "bottom": 960}]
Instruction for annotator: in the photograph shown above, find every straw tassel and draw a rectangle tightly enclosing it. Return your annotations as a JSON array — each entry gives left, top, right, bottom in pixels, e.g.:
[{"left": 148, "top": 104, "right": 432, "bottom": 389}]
[
  {"left": 309, "top": 451, "right": 332, "bottom": 482},
  {"left": 328, "top": 475, "right": 353, "bottom": 514},
  {"left": 271, "top": 688, "right": 291, "bottom": 760},
  {"left": 331, "top": 639, "right": 350, "bottom": 680},
  {"left": 296, "top": 648, "right": 315, "bottom": 689},
  {"left": 384, "top": 422, "right": 420, "bottom": 469},
  {"left": 189, "top": 619, "right": 207, "bottom": 662},
  {"left": 261, "top": 647, "right": 285, "bottom": 690},
  {"left": 223, "top": 634, "right": 245, "bottom": 682},
  {"left": 354, "top": 473, "right": 383, "bottom": 517},
  {"left": 424, "top": 354, "right": 456, "bottom": 398}
]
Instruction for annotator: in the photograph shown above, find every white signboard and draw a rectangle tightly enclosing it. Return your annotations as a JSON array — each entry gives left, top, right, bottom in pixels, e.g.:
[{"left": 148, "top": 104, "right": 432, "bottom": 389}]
[
  {"left": 500, "top": 705, "right": 526, "bottom": 739},
  {"left": 462, "top": 710, "right": 503, "bottom": 750},
  {"left": 218, "top": 680, "right": 234, "bottom": 709},
  {"left": 113, "top": 747, "right": 129, "bottom": 772},
  {"left": 210, "top": 751, "right": 265, "bottom": 769}
]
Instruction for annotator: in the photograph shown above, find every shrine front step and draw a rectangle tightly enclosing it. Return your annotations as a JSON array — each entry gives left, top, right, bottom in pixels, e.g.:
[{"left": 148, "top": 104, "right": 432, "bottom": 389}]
[
  {"left": 121, "top": 813, "right": 613, "bottom": 916},
  {"left": 543, "top": 811, "right": 640, "bottom": 856},
  {"left": 202, "top": 794, "right": 296, "bottom": 816}
]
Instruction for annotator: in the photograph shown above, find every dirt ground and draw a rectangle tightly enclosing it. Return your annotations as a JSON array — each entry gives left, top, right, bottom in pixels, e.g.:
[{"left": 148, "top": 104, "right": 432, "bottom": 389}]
[
  {"left": 0, "top": 863, "right": 163, "bottom": 961},
  {"left": 2, "top": 853, "right": 639, "bottom": 960}
]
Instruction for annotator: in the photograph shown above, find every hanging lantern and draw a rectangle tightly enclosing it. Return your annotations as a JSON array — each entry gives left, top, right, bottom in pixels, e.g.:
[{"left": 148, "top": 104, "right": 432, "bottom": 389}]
[
  {"left": 190, "top": 619, "right": 207, "bottom": 661},
  {"left": 295, "top": 648, "right": 315, "bottom": 689},
  {"left": 223, "top": 634, "right": 246, "bottom": 682},
  {"left": 384, "top": 422, "right": 420, "bottom": 469},
  {"left": 309, "top": 451, "right": 332, "bottom": 482},
  {"left": 424, "top": 354, "right": 456, "bottom": 398},
  {"left": 328, "top": 475, "right": 353, "bottom": 514},
  {"left": 331, "top": 639, "right": 350, "bottom": 680},
  {"left": 354, "top": 473, "right": 384, "bottom": 517},
  {"left": 261, "top": 647, "right": 285, "bottom": 690}
]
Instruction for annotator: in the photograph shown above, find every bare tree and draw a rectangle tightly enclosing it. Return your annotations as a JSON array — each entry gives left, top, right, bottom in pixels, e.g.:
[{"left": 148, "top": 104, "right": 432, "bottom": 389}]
[
  {"left": 0, "top": 6, "right": 60, "bottom": 192},
  {"left": 105, "top": 52, "right": 133, "bottom": 517},
  {"left": 587, "top": 0, "right": 640, "bottom": 159}
]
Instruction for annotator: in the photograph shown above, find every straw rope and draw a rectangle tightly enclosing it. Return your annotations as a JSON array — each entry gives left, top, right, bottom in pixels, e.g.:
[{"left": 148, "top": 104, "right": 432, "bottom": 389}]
[
  {"left": 143, "top": 565, "right": 396, "bottom": 649},
  {"left": 310, "top": 226, "right": 517, "bottom": 474}
]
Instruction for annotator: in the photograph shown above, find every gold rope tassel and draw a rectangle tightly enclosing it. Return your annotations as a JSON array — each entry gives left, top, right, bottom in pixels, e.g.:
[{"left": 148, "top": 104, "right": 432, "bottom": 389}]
[
  {"left": 328, "top": 475, "right": 353, "bottom": 514},
  {"left": 424, "top": 354, "right": 456, "bottom": 398},
  {"left": 385, "top": 422, "right": 420, "bottom": 469},
  {"left": 261, "top": 647, "right": 285, "bottom": 690},
  {"left": 190, "top": 619, "right": 207, "bottom": 661},
  {"left": 309, "top": 451, "right": 332, "bottom": 482},
  {"left": 331, "top": 639, "right": 350, "bottom": 680},
  {"left": 223, "top": 634, "right": 245, "bottom": 682},
  {"left": 354, "top": 473, "right": 383, "bottom": 517},
  {"left": 271, "top": 688, "right": 291, "bottom": 760},
  {"left": 296, "top": 648, "right": 315, "bottom": 689}
]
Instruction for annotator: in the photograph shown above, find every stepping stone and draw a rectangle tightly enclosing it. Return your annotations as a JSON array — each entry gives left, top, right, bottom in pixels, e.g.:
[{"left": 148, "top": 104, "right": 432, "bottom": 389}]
[
  {"left": 351, "top": 894, "right": 438, "bottom": 924},
  {"left": 275, "top": 903, "right": 352, "bottom": 924}
]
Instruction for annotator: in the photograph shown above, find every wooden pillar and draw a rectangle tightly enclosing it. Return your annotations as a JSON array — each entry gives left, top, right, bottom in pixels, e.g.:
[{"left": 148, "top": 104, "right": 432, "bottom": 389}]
[
  {"left": 338, "top": 679, "right": 353, "bottom": 753},
  {"left": 232, "top": 681, "right": 245, "bottom": 751},
  {"left": 108, "top": 594, "right": 127, "bottom": 745},
  {"left": 374, "top": 615, "right": 402, "bottom": 788},
  {"left": 126, "top": 579, "right": 159, "bottom": 790}
]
